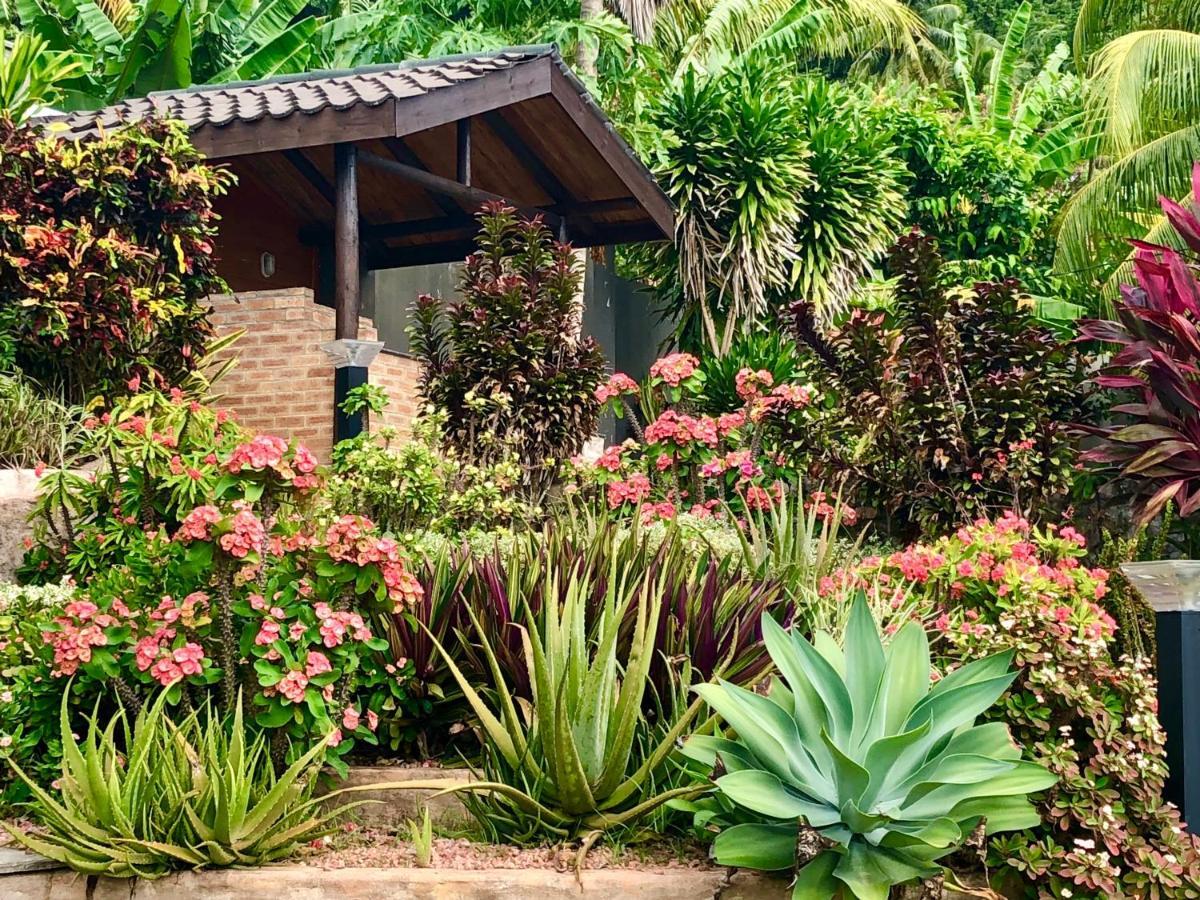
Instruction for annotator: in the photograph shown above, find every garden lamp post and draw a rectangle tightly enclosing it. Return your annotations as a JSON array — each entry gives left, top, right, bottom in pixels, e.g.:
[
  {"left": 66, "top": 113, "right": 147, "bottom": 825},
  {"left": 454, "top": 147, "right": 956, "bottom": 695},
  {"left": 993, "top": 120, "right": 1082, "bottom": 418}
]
[
  {"left": 320, "top": 338, "right": 384, "bottom": 443},
  {"left": 1121, "top": 560, "right": 1200, "bottom": 829}
]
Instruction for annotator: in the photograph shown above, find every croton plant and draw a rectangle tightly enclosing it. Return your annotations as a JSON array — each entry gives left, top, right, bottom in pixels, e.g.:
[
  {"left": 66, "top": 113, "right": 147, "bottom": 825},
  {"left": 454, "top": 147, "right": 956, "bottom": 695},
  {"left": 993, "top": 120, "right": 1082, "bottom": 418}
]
[{"left": 1079, "top": 163, "right": 1200, "bottom": 523}]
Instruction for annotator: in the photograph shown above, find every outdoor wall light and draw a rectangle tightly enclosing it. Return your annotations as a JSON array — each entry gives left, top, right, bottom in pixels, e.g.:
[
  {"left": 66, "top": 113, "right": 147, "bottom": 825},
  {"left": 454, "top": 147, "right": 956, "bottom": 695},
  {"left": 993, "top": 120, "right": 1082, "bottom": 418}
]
[
  {"left": 259, "top": 251, "right": 276, "bottom": 279},
  {"left": 320, "top": 339, "right": 385, "bottom": 442},
  {"left": 1121, "top": 560, "right": 1200, "bottom": 828}
]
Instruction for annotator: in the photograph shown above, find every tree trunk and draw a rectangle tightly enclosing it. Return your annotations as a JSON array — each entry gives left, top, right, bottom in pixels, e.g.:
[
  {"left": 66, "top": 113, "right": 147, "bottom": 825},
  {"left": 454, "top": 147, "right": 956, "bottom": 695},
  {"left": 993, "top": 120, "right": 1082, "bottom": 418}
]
[{"left": 578, "top": 0, "right": 601, "bottom": 77}]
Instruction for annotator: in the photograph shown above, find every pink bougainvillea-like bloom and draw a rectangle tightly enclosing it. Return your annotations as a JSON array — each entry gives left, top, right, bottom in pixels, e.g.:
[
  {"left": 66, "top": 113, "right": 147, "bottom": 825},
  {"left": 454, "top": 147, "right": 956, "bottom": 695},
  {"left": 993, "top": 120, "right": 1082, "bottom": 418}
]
[
  {"left": 172, "top": 643, "right": 205, "bottom": 676},
  {"left": 226, "top": 434, "right": 288, "bottom": 473},
  {"left": 717, "top": 411, "right": 746, "bottom": 436},
  {"left": 644, "top": 410, "right": 719, "bottom": 447},
  {"left": 743, "top": 482, "right": 783, "bottom": 511},
  {"left": 649, "top": 353, "right": 699, "bottom": 387},
  {"left": 771, "top": 383, "right": 812, "bottom": 407},
  {"left": 594, "top": 445, "right": 624, "bottom": 472},
  {"left": 255, "top": 619, "right": 281, "bottom": 646},
  {"left": 278, "top": 670, "right": 309, "bottom": 703},
  {"left": 735, "top": 368, "right": 774, "bottom": 401},
  {"left": 176, "top": 505, "right": 222, "bottom": 543},
  {"left": 293, "top": 444, "right": 318, "bottom": 474},
  {"left": 322, "top": 515, "right": 423, "bottom": 610},
  {"left": 595, "top": 372, "right": 639, "bottom": 404},
  {"left": 640, "top": 501, "right": 677, "bottom": 525},
  {"left": 219, "top": 507, "right": 266, "bottom": 559},
  {"left": 606, "top": 473, "right": 652, "bottom": 509},
  {"left": 305, "top": 651, "right": 332, "bottom": 677},
  {"left": 342, "top": 706, "right": 361, "bottom": 731},
  {"left": 150, "top": 657, "right": 183, "bottom": 686}
]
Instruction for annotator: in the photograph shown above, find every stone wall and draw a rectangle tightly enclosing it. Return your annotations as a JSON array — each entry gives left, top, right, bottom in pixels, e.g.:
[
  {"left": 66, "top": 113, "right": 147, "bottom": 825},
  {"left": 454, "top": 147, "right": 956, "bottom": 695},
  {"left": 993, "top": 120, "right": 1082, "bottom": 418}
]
[{"left": 206, "top": 289, "right": 423, "bottom": 460}]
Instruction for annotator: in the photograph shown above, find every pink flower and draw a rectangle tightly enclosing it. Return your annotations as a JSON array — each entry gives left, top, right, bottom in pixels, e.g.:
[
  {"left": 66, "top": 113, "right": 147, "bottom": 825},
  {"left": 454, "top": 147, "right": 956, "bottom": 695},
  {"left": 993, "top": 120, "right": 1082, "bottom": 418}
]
[
  {"left": 172, "top": 643, "right": 205, "bottom": 676},
  {"left": 176, "top": 505, "right": 222, "bottom": 543},
  {"left": 218, "top": 508, "right": 265, "bottom": 559},
  {"left": 150, "top": 657, "right": 183, "bottom": 686},
  {"left": 606, "top": 474, "right": 652, "bottom": 509},
  {"left": 226, "top": 435, "right": 288, "bottom": 474},
  {"left": 366, "top": 710, "right": 379, "bottom": 731},
  {"left": 735, "top": 368, "right": 774, "bottom": 401},
  {"left": 293, "top": 445, "right": 318, "bottom": 474},
  {"left": 595, "top": 445, "right": 624, "bottom": 472},
  {"left": 305, "top": 651, "right": 332, "bottom": 677},
  {"left": 278, "top": 670, "right": 309, "bottom": 703},
  {"left": 342, "top": 706, "right": 361, "bottom": 731},
  {"left": 289, "top": 622, "right": 308, "bottom": 641},
  {"left": 127, "top": 374, "right": 141, "bottom": 392},
  {"left": 327, "top": 728, "right": 343, "bottom": 748},
  {"left": 649, "top": 353, "right": 699, "bottom": 387},
  {"left": 255, "top": 619, "right": 281, "bottom": 647},
  {"left": 595, "top": 372, "right": 639, "bottom": 403}
]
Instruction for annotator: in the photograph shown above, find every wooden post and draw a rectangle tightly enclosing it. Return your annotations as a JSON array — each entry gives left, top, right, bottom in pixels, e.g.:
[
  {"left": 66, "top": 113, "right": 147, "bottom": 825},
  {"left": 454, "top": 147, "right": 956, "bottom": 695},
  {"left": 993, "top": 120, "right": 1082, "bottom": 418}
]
[
  {"left": 334, "top": 142, "right": 360, "bottom": 340},
  {"left": 456, "top": 118, "right": 472, "bottom": 187}
]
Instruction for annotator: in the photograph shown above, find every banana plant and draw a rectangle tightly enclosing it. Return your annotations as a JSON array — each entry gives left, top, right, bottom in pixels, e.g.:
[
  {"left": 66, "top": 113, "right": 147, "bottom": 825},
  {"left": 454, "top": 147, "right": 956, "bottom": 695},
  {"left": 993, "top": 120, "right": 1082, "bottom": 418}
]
[
  {"left": 366, "top": 552, "right": 709, "bottom": 846},
  {"left": 679, "top": 594, "right": 1055, "bottom": 900},
  {"left": 3, "top": 691, "right": 361, "bottom": 877},
  {"left": 11, "top": 0, "right": 365, "bottom": 108},
  {"left": 952, "top": 2, "right": 1097, "bottom": 182},
  {"left": 0, "top": 26, "right": 81, "bottom": 119}
]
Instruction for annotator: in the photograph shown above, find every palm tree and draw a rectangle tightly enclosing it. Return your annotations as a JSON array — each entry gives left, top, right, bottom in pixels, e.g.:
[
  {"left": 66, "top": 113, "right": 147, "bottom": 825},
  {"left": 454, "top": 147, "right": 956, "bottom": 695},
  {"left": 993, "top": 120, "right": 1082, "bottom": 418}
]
[{"left": 1054, "top": 0, "right": 1200, "bottom": 287}]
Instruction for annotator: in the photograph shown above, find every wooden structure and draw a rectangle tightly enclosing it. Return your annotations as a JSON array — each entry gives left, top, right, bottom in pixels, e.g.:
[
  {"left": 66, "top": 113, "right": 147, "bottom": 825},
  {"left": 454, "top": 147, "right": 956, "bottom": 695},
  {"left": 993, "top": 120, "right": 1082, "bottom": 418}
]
[{"left": 44, "top": 46, "right": 674, "bottom": 348}]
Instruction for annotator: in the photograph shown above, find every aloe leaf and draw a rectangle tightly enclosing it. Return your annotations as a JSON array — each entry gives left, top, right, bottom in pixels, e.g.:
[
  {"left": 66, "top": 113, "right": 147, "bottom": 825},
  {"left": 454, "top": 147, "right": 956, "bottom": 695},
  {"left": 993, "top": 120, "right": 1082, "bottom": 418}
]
[{"left": 833, "top": 839, "right": 939, "bottom": 900}]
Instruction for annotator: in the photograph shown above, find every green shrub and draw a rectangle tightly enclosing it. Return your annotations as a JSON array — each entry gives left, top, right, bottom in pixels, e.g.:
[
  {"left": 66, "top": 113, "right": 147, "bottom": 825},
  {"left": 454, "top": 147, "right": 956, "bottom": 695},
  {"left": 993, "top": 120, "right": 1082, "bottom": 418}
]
[
  {"left": 409, "top": 203, "right": 604, "bottom": 505},
  {"left": 679, "top": 595, "right": 1055, "bottom": 898},
  {"left": 851, "top": 514, "right": 1200, "bottom": 897},
  {"left": 0, "top": 580, "right": 76, "bottom": 809},
  {"left": 4, "top": 693, "right": 356, "bottom": 877},
  {"left": 0, "top": 373, "right": 78, "bottom": 468}
]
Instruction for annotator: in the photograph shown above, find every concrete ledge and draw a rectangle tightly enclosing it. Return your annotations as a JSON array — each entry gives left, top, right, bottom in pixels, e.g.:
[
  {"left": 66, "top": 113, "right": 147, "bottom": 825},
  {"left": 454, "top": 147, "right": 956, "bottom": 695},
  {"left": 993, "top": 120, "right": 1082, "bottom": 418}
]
[{"left": 0, "top": 865, "right": 790, "bottom": 899}]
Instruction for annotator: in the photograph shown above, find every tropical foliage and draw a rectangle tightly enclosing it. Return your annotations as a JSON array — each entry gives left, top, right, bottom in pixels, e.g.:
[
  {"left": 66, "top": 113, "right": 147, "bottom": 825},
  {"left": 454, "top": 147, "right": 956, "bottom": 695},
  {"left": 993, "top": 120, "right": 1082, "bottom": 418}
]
[
  {"left": 0, "top": 116, "right": 230, "bottom": 404},
  {"left": 409, "top": 203, "right": 605, "bottom": 505}
]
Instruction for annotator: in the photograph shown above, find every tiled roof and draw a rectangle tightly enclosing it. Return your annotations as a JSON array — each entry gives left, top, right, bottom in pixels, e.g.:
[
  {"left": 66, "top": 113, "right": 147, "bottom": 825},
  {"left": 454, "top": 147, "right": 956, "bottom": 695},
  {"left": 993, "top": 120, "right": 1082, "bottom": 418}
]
[{"left": 40, "top": 47, "right": 554, "bottom": 140}]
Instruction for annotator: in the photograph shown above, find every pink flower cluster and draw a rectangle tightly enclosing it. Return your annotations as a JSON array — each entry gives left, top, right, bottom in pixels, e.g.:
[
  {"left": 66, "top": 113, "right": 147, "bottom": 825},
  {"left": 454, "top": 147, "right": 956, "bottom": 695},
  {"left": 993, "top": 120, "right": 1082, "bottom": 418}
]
[
  {"left": 44, "top": 619, "right": 108, "bottom": 676},
  {"left": 226, "top": 435, "right": 287, "bottom": 473},
  {"left": 607, "top": 473, "right": 652, "bottom": 508},
  {"left": 218, "top": 506, "right": 266, "bottom": 559},
  {"left": 644, "top": 410, "right": 719, "bottom": 447},
  {"left": 176, "top": 505, "right": 221, "bottom": 542},
  {"left": 649, "top": 353, "right": 699, "bottom": 386},
  {"left": 596, "top": 372, "right": 638, "bottom": 404},
  {"left": 640, "top": 500, "right": 677, "bottom": 525},
  {"left": 314, "top": 602, "right": 373, "bottom": 648},
  {"left": 736, "top": 368, "right": 774, "bottom": 401},
  {"left": 323, "top": 516, "right": 423, "bottom": 609},
  {"left": 226, "top": 435, "right": 320, "bottom": 490}
]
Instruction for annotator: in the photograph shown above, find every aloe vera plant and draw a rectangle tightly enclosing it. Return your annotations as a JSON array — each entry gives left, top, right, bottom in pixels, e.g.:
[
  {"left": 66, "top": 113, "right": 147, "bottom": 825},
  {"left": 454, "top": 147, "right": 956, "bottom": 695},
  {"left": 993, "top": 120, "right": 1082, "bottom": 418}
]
[
  {"left": 681, "top": 595, "right": 1055, "bottom": 899},
  {"left": 3, "top": 692, "right": 359, "bottom": 877},
  {"left": 389, "top": 551, "right": 708, "bottom": 845}
]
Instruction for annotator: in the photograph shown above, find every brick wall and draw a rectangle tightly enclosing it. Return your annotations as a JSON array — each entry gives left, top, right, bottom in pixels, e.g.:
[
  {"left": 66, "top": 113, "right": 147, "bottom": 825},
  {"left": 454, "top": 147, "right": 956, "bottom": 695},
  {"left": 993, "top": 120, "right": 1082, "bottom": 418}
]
[{"left": 207, "top": 288, "right": 423, "bottom": 460}]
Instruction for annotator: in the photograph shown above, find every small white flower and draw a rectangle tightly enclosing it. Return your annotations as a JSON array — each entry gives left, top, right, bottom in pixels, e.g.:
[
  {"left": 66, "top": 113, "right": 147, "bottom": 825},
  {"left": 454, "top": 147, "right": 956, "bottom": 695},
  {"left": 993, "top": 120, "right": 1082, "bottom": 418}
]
[
  {"left": 1074, "top": 838, "right": 1096, "bottom": 850},
  {"left": 0, "top": 735, "right": 12, "bottom": 748}
]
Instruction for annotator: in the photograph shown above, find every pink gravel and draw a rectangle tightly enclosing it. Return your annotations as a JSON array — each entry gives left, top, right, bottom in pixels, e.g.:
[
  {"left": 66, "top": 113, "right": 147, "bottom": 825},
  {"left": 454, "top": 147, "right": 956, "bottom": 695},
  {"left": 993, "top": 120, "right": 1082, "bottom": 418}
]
[{"left": 302, "top": 826, "right": 716, "bottom": 872}]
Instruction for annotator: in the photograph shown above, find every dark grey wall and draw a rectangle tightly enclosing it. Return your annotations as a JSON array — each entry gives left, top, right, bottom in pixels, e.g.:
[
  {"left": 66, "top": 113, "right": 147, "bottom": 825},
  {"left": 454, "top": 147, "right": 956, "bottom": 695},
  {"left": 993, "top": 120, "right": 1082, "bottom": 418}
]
[{"left": 364, "top": 252, "right": 674, "bottom": 442}]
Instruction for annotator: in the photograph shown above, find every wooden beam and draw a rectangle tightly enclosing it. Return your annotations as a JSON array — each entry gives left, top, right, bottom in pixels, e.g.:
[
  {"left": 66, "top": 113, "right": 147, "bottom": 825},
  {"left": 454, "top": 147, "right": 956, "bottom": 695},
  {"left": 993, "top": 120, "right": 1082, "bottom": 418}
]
[
  {"left": 281, "top": 149, "right": 336, "bottom": 205},
  {"left": 456, "top": 119, "right": 472, "bottom": 187},
  {"left": 548, "top": 66, "right": 674, "bottom": 240},
  {"left": 381, "top": 137, "right": 462, "bottom": 218},
  {"left": 357, "top": 148, "right": 562, "bottom": 229},
  {"left": 482, "top": 110, "right": 570, "bottom": 205},
  {"left": 199, "top": 101, "right": 397, "bottom": 159},
  {"left": 334, "top": 143, "right": 360, "bottom": 340},
  {"left": 365, "top": 215, "right": 476, "bottom": 242}
]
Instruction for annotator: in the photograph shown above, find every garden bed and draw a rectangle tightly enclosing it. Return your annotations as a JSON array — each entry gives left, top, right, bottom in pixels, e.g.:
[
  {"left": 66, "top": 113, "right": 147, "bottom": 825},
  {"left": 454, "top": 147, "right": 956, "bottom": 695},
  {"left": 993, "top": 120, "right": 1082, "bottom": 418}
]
[{"left": 323, "top": 765, "right": 474, "bottom": 830}]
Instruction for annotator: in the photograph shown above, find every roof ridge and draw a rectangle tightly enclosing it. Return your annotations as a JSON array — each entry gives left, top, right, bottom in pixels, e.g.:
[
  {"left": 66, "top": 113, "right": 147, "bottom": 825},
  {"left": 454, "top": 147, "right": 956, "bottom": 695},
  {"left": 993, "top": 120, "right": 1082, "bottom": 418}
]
[{"left": 147, "top": 44, "right": 558, "bottom": 100}]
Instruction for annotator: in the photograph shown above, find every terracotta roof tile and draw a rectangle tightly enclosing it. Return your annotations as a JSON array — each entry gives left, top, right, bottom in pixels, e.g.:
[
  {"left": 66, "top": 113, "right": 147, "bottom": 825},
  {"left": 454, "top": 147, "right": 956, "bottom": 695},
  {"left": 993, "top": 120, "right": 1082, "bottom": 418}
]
[{"left": 40, "top": 47, "right": 553, "bottom": 140}]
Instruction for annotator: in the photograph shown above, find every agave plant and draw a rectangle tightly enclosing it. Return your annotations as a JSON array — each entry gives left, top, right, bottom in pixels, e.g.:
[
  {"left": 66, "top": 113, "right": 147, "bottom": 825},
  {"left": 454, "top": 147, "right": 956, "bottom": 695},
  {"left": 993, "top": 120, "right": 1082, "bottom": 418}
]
[
  {"left": 379, "top": 549, "right": 708, "bottom": 846},
  {"left": 3, "top": 692, "right": 358, "bottom": 877},
  {"left": 680, "top": 595, "right": 1055, "bottom": 899}
]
